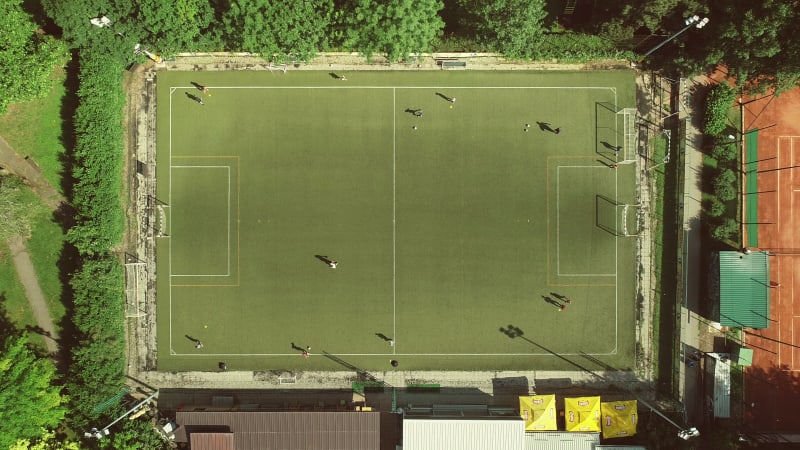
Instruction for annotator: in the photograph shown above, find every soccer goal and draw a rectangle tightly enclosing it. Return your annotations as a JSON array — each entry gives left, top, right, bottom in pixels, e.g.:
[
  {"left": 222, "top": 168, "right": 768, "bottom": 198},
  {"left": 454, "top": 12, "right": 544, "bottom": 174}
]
[
  {"left": 618, "top": 107, "right": 637, "bottom": 163},
  {"left": 597, "top": 195, "right": 641, "bottom": 237},
  {"left": 125, "top": 262, "right": 147, "bottom": 318}
]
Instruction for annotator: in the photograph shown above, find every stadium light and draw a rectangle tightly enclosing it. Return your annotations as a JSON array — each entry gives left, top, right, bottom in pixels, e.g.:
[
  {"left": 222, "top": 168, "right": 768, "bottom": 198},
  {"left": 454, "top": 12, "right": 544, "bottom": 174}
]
[{"left": 639, "top": 15, "right": 710, "bottom": 61}]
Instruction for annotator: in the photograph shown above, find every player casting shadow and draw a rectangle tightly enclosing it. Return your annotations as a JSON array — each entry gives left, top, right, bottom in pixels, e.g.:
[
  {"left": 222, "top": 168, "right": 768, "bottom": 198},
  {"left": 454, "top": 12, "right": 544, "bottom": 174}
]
[
  {"left": 314, "top": 254, "right": 335, "bottom": 266},
  {"left": 435, "top": 92, "right": 451, "bottom": 101},
  {"left": 536, "top": 122, "right": 556, "bottom": 133},
  {"left": 185, "top": 92, "right": 204, "bottom": 105},
  {"left": 542, "top": 296, "right": 563, "bottom": 308},
  {"left": 550, "top": 292, "right": 569, "bottom": 302},
  {"left": 405, "top": 108, "right": 423, "bottom": 117},
  {"left": 290, "top": 342, "right": 305, "bottom": 352},
  {"left": 375, "top": 332, "right": 393, "bottom": 342},
  {"left": 190, "top": 81, "right": 206, "bottom": 92}
]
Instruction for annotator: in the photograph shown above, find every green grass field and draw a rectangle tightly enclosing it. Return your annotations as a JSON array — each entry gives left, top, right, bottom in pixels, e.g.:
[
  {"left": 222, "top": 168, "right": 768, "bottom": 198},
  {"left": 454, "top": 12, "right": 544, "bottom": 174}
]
[{"left": 155, "top": 70, "right": 637, "bottom": 372}]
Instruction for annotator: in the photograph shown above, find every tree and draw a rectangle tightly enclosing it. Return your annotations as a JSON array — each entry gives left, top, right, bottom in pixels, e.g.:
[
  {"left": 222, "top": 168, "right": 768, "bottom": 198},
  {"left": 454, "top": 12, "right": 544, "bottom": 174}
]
[
  {"left": 0, "top": 176, "right": 44, "bottom": 241},
  {"left": 0, "top": 0, "right": 67, "bottom": 114},
  {"left": 0, "top": 336, "right": 66, "bottom": 449},
  {"left": 341, "top": 0, "right": 444, "bottom": 61},
  {"left": 224, "top": 0, "right": 333, "bottom": 62},
  {"left": 136, "top": 0, "right": 216, "bottom": 55},
  {"left": 41, "top": 0, "right": 141, "bottom": 54},
  {"left": 459, "top": 0, "right": 547, "bottom": 60},
  {"left": 10, "top": 430, "right": 80, "bottom": 450},
  {"left": 100, "top": 416, "right": 169, "bottom": 450}
]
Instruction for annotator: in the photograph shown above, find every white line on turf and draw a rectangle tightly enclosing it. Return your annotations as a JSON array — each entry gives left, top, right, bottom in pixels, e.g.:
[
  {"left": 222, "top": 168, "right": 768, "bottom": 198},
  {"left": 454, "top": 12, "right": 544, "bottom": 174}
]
[{"left": 392, "top": 87, "right": 397, "bottom": 356}]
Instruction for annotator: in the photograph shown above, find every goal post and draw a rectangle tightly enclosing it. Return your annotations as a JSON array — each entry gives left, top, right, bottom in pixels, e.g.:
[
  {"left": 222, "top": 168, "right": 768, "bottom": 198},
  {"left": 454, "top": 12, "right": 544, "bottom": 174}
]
[
  {"left": 618, "top": 107, "right": 637, "bottom": 163},
  {"left": 596, "top": 195, "right": 641, "bottom": 237}
]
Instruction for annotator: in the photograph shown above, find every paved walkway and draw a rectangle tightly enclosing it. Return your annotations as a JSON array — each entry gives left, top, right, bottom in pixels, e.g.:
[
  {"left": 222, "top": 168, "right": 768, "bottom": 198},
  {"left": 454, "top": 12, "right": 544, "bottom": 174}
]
[{"left": 0, "top": 134, "right": 65, "bottom": 358}]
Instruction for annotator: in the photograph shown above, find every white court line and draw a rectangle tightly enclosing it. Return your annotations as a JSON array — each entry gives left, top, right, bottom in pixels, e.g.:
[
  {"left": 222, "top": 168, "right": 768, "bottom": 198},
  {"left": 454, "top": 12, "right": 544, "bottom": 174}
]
[
  {"left": 392, "top": 87, "right": 397, "bottom": 356},
  {"left": 169, "top": 350, "right": 619, "bottom": 357},
  {"left": 164, "top": 84, "right": 623, "bottom": 357},
  {"left": 556, "top": 165, "right": 617, "bottom": 277},
  {"left": 177, "top": 86, "right": 618, "bottom": 91},
  {"left": 169, "top": 166, "right": 231, "bottom": 277}
]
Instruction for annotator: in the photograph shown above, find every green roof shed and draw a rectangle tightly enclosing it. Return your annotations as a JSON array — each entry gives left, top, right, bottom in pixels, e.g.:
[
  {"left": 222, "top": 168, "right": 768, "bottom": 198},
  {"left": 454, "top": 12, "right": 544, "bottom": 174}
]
[{"left": 719, "top": 251, "right": 770, "bottom": 329}]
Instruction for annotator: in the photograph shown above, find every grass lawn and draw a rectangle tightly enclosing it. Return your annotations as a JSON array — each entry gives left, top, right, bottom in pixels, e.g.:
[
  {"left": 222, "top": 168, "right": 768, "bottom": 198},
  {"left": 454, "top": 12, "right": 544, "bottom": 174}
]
[
  {"left": 0, "top": 67, "right": 69, "bottom": 345},
  {"left": 156, "top": 70, "right": 637, "bottom": 372},
  {"left": 0, "top": 67, "right": 69, "bottom": 193}
]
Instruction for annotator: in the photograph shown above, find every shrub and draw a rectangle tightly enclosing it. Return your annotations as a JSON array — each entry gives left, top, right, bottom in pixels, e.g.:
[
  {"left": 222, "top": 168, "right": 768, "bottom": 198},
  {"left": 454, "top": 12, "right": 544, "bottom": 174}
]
[
  {"left": 713, "top": 168, "right": 737, "bottom": 201},
  {"left": 703, "top": 83, "right": 737, "bottom": 135},
  {"left": 706, "top": 197, "right": 726, "bottom": 217},
  {"left": 712, "top": 218, "right": 739, "bottom": 241},
  {"left": 712, "top": 138, "right": 738, "bottom": 162}
]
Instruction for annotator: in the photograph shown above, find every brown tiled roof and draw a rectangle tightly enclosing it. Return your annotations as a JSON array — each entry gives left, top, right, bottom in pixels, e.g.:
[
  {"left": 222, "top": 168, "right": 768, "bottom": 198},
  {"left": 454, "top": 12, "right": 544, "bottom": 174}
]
[
  {"left": 176, "top": 411, "right": 380, "bottom": 450},
  {"left": 191, "top": 432, "right": 234, "bottom": 450}
]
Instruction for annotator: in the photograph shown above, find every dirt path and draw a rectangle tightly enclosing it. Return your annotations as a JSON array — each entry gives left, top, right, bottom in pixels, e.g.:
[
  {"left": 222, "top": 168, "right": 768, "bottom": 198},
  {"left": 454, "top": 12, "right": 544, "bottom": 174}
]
[
  {"left": 0, "top": 134, "right": 65, "bottom": 357},
  {"left": 8, "top": 236, "right": 60, "bottom": 356}
]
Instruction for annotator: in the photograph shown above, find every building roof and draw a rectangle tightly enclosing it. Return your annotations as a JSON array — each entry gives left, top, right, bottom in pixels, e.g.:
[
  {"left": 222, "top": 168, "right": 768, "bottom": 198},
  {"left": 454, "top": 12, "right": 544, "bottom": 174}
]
[
  {"left": 175, "top": 411, "right": 380, "bottom": 450},
  {"left": 709, "top": 353, "right": 731, "bottom": 418},
  {"left": 524, "top": 432, "right": 600, "bottom": 450},
  {"left": 403, "top": 418, "right": 525, "bottom": 450},
  {"left": 190, "top": 432, "right": 234, "bottom": 450},
  {"left": 719, "top": 251, "right": 770, "bottom": 329}
]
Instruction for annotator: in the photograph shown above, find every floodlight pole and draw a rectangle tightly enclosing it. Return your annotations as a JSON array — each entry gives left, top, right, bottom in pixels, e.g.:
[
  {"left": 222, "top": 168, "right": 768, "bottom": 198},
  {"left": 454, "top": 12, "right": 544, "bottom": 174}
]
[
  {"left": 85, "top": 390, "right": 159, "bottom": 440},
  {"left": 639, "top": 15, "right": 709, "bottom": 61},
  {"left": 636, "top": 397, "right": 700, "bottom": 440}
]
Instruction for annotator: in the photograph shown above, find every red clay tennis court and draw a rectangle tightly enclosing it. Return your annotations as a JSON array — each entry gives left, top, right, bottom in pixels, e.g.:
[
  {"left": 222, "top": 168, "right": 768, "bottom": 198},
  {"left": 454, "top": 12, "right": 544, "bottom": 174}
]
[{"left": 742, "top": 87, "right": 800, "bottom": 431}]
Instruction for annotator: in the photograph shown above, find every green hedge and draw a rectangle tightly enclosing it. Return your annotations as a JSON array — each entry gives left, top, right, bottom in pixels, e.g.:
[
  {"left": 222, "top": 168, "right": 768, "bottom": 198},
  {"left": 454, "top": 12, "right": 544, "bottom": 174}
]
[
  {"left": 63, "top": 48, "right": 128, "bottom": 433},
  {"left": 703, "top": 83, "right": 736, "bottom": 135}
]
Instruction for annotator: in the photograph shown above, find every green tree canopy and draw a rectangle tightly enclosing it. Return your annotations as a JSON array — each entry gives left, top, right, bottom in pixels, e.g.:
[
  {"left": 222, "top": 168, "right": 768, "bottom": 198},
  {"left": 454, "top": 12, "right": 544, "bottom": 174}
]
[
  {"left": 224, "top": 0, "right": 333, "bottom": 62},
  {"left": 0, "top": 0, "right": 66, "bottom": 114},
  {"left": 341, "top": 0, "right": 444, "bottom": 61},
  {"left": 10, "top": 430, "right": 80, "bottom": 450},
  {"left": 0, "top": 336, "right": 66, "bottom": 449},
  {"left": 136, "top": 0, "right": 216, "bottom": 55},
  {"left": 458, "top": 0, "right": 547, "bottom": 60}
]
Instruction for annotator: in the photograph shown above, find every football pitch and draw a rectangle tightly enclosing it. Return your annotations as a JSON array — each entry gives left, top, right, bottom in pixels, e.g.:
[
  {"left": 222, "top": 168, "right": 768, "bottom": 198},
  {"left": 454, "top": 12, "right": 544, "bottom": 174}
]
[{"left": 154, "top": 70, "right": 638, "bottom": 372}]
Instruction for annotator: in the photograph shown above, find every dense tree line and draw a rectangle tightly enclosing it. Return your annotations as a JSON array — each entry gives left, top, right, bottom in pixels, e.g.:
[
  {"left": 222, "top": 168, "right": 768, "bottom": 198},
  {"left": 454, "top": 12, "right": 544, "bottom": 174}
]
[{"left": 0, "top": 0, "right": 66, "bottom": 114}]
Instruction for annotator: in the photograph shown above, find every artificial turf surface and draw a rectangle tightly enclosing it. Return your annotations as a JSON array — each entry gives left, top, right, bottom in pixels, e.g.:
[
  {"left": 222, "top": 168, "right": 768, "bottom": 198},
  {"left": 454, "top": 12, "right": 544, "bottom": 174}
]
[{"left": 155, "top": 69, "right": 637, "bottom": 372}]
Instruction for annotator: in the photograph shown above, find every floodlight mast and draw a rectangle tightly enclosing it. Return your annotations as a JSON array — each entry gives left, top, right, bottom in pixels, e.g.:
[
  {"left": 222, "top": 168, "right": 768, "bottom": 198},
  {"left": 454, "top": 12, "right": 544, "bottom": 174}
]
[{"left": 639, "top": 15, "right": 709, "bottom": 61}]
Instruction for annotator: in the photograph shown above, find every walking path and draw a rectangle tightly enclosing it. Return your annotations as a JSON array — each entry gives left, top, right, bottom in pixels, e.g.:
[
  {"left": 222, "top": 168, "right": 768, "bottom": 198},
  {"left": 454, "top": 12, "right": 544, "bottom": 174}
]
[{"left": 0, "top": 134, "right": 65, "bottom": 357}]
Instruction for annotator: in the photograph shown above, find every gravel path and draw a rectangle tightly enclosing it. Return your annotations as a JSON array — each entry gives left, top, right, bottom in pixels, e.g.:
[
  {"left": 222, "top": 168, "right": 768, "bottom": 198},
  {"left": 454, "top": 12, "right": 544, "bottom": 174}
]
[{"left": 0, "top": 134, "right": 65, "bottom": 358}]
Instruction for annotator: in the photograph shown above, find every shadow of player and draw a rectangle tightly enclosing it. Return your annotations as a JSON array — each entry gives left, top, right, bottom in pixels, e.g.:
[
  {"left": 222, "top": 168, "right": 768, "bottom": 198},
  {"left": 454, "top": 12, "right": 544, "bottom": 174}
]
[
  {"left": 328, "top": 72, "right": 342, "bottom": 79},
  {"left": 185, "top": 334, "right": 200, "bottom": 343},
  {"left": 190, "top": 81, "right": 206, "bottom": 92},
  {"left": 536, "top": 121, "right": 555, "bottom": 133},
  {"left": 375, "top": 332, "right": 392, "bottom": 342},
  {"left": 290, "top": 342, "right": 305, "bottom": 352},
  {"left": 435, "top": 92, "right": 451, "bottom": 101},
  {"left": 405, "top": 108, "right": 423, "bottom": 116},
  {"left": 185, "top": 92, "right": 203, "bottom": 104},
  {"left": 542, "top": 296, "right": 563, "bottom": 308},
  {"left": 314, "top": 254, "right": 333, "bottom": 265}
]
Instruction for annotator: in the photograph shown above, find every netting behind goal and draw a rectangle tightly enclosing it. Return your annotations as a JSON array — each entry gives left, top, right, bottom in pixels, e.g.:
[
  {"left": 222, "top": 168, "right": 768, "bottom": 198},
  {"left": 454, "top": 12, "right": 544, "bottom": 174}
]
[{"left": 619, "top": 108, "right": 637, "bottom": 163}]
